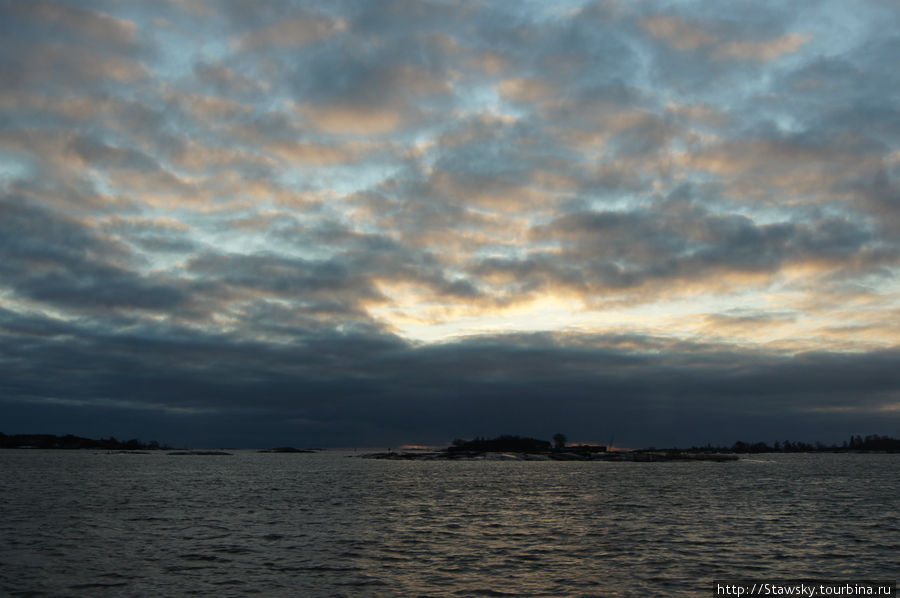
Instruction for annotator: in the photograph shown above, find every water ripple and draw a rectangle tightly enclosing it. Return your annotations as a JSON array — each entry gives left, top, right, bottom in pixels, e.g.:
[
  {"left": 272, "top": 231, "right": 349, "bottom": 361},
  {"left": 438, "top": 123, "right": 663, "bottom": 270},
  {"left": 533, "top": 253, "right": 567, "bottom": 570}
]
[{"left": 1, "top": 451, "right": 897, "bottom": 597}]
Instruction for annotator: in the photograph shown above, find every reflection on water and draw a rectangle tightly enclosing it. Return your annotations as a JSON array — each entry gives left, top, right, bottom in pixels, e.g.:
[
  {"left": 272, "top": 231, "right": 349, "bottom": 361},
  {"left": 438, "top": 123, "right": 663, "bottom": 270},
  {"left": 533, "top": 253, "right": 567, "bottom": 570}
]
[{"left": 1, "top": 451, "right": 897, "bottom": 597}]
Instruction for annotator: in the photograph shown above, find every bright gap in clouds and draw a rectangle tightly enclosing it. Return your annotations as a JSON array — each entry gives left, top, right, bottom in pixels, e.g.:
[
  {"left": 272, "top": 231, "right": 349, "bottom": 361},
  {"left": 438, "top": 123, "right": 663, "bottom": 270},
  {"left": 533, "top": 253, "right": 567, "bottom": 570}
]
[
  {"left": 369, "top": 276, "right": 900, "bottom": 351},
  {"left": 368, "top": 290, "right": 765, "bottom": 345}
]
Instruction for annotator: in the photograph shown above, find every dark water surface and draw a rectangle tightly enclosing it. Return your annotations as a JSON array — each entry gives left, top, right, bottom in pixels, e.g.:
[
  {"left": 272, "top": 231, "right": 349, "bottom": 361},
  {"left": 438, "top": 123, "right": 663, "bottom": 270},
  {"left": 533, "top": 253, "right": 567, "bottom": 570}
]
[{"left": 1, "top": 451, "right": 897, "bottom": 597}]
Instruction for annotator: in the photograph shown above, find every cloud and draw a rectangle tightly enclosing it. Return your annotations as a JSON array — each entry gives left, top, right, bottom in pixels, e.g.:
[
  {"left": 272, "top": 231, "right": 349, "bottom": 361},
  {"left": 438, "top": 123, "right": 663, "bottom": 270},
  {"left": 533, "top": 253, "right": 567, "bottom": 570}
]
[
  {"left": 236, "top": 13, "right": 346, "bottom": 49},
  {"left": 3, "top": 42, "right": 145, "bottom": 87},
  {"left": 8, "top": 0, "right": 139, "bottom": 52},
  {"left": 715, "top": 32, "right": 811, "bottom": 62},
  {"left": 641, "top": 15, "right": 717, "bottom": 51},
  {"left": 0, "top": 195, "right": 188, "bottom": 312},
  {"left": 265, "top": 139, "right": 357, "bottom": 165},
  {"left": 1, "top": 1, "right": 145, "bottom": 90},
  {"left": 293, "top": 62, "right": 454, "bottom": 135},
  {"left": 193, "top": 61, "right": 262, "bottom": 95},
  {"left": 641, "top": 14, "right": 810, "bottom": 62},
  {"left": 2, "top": 0, "right": 899, "bottom": 447},
  {"left": 497, "top": 77, "right": 555, "bottom": 104}
]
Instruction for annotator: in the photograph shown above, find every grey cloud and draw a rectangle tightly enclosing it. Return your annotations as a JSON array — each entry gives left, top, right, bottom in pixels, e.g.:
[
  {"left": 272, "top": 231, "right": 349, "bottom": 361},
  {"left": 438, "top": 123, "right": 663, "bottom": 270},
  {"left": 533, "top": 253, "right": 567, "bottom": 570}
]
[
  {"left": 3, "top": 0, "right": 139, "bottom": 53},
  {"left": 499, "top": 203, "right": 889, "bottom": 296},
  {"left": 67, "top": 135, "right": 161, "bottom": 172},
  {"left": 194, "top": 61, "right": 263, "bottom": 96},
  {"left": 1, "top": 196, "right": 132, "bottom": 269},
  {"left": 105, "top": 217, "right": 202, "bottom": 255},
  {"left": 282, "top": 39, "right": 455, "bottom": 135},
  {"left": 0, "top": 0, "right": 147, "bottom": 92},
  {"left": 201, "top": 221, "right": 483, "bottom": 307},
  {"left": 632, "top": 4, "right": 816, "bottom": 98},
  {"left": 186, "top": 252, "right": 381, "bottom": 303},
  {"left": 128, "top": 235, "right": 200, "bottom": 254},
  {"left": 0, "top": 42, "right": 144, "bottom": 90},
  {"left": 351, "top": 0, "right": 468, "bottom": 36},
  {"left": 0, "top": 195, "right": 188, "bottom": 311},
  {"left": 238, "top": 11, "right": 345, "bottom": 49},
  {"left": 432, "top": 116, "right": 559, "bottom": 177},
  {"left": 21, "top": 271, "right": 187, "bottom": 312}
]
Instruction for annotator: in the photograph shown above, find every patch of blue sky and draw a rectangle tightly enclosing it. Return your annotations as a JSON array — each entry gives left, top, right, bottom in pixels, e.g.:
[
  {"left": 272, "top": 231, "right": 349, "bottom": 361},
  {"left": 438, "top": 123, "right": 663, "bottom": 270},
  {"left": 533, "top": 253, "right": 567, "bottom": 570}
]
[
  {"left": 586, "top": 191, "right": 648, "bottom": 213},
  {"left": 276, "top": 161, "right": 398, "bottom": 199},
  {"left": 0, "top": 151, "right": 36, "bottom": 184},
  {"left": 472, "top": 241, "right": 534, "bottom": 262},
  {"left": 798, "top": 0, "right": 875, "bottom": 58},
  {"left": 708, "top": 205, "right": 798, "bottom": 229},
  {"left": 145, "top": 22, "right": 231, "bottom": 82},
  {"left": 184, "top": 206, "right": 338, "bottom": 262},
  {"left": 455, "top": 84, "right": 526, "bottom": 121},
  {"left": 0, "top": 293, "right": 75, "bottom": 329},
  {"left": 174, "top": 213, "right": 287, "bottom": 259},
  {"left": 515, "top": 0, "right": 595, "bottom": 22},
  {"left": 127, "top": 247, "right": 190, "bottom": 277},
  {"left": 85, "top": 169, "right": 117, "bottom": 197}
]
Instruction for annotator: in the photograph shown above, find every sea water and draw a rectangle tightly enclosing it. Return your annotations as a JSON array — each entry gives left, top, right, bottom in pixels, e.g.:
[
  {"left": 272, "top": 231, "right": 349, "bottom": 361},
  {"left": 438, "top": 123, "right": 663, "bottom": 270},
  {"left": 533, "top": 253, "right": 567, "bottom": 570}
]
[{"left": 1, "top": 451, "right": 897, "bottom": 597}]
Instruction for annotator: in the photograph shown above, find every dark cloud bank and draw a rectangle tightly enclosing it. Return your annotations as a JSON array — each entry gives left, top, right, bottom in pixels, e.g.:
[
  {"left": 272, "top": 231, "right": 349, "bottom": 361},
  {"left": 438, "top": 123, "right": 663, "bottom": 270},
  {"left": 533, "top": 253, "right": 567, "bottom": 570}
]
[{"left": 3, "top": 307, "right": 898, "bottom": 448}]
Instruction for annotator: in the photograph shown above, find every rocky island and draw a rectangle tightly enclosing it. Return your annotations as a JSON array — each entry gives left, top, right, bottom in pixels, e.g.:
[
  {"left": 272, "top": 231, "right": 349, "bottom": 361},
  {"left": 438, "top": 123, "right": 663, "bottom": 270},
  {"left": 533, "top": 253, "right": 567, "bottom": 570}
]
[{"left": 360, "top": 434, "right": 739, "bottom": 462}]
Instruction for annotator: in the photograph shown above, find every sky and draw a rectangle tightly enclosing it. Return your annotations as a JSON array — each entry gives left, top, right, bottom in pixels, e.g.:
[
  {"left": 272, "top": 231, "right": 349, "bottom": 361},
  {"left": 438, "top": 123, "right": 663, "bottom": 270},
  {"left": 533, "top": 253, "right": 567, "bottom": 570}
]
[{"left": 2, "top": 0, "right": 899, "bottom": 449}]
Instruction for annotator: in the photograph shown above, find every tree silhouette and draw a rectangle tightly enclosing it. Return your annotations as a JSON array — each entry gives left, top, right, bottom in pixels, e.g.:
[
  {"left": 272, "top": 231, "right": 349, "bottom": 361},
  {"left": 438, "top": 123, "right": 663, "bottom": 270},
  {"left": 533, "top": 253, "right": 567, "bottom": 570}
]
[{"left": 553, "top": 433, "right": 567, "bottom": 449}]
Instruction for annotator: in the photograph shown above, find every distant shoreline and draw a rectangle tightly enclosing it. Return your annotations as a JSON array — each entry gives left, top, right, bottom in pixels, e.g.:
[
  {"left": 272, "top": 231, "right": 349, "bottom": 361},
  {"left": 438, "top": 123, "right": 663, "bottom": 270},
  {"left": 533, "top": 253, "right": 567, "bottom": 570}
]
[
  {"left": 360, "top": 449, "right": 741, "bottom": 462},
  {"left": 2, "top": 432, "right": 898, "bottom": 454},
  {"left": 360, "top": 433, "right": 900, "bottom": 461},
  {"left": 0, "top": 433, "right": 169, "bottom": 451},
  {"left": 0, "top": 433, "right": 317, "bottom": 454}
]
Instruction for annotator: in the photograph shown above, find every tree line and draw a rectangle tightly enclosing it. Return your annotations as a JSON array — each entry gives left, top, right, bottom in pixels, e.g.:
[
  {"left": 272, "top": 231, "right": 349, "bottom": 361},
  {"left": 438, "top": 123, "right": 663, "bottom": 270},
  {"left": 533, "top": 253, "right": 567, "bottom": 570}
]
[
  {"left": 666, "top": 434, "right": 900, "bottom": 454},
  {"left": 0, "top": 433, "right": 169, "bottom": 450}
]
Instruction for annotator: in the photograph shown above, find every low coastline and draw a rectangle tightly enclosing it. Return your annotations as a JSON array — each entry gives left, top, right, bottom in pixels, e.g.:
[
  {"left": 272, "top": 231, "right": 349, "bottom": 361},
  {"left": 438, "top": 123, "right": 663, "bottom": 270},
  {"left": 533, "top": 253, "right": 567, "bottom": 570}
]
[{"left": 359, "top": 449, "right": 740, "bottom": 462}]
